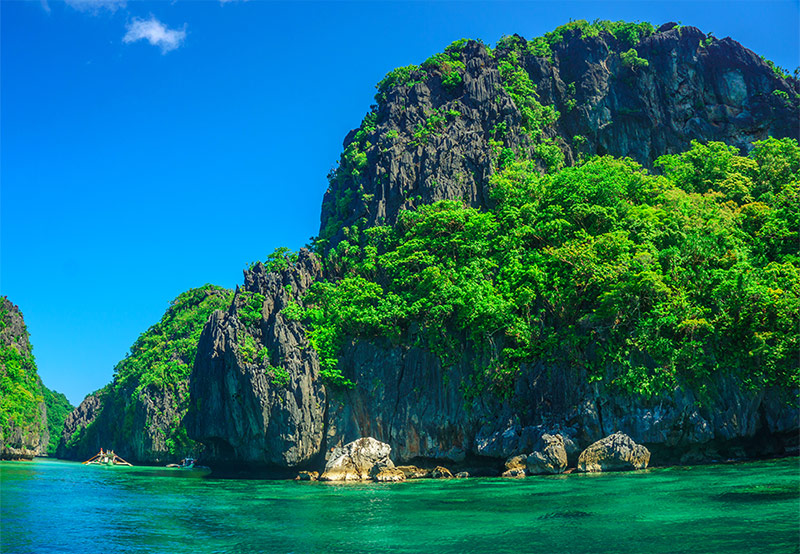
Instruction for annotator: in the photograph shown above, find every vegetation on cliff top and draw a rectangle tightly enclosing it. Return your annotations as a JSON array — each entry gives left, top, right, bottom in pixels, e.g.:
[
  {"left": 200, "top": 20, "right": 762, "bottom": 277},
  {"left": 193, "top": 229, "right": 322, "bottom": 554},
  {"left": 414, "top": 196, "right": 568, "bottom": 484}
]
[
  {"left": 290, "top": 139, "right": 799, "bottom": 398},
  {"left": 114, "top": 285, "right": 233, "bottom": 395},
  {"left": 0, "top": 299, "right": 46, "bottom": 450},
  {"left": 317, "top": 19, "right": 694, "bottom": 247},
  {"left": 66, "top": 285, "right": 232, "bottom": 458},
  {"left": 1, "top": 298, "right": 75, "bottom": 456}
]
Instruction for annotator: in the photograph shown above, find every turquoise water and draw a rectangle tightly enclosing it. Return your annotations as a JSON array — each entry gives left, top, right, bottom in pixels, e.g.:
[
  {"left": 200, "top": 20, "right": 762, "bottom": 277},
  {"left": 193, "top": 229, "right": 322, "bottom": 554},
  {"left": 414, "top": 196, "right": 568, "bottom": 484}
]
[{"left": 1, "top": 458, "right": 798, "bottom": 553}]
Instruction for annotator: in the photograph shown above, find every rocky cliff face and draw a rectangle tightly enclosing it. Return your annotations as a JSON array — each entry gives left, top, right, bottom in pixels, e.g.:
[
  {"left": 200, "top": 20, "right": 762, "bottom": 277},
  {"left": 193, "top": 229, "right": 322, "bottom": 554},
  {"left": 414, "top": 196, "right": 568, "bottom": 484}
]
[
  {"left": 320, "top": 24, "right": 798, "bottom": 246},
  {"left": 186, "top": 23, "right": 799, "bottom": 472},
  {"left": 56, "top": 382, "right": 193, "bottom": 463},
  {"left": 189, "top": 263, "right": 799, "bottom": 470},
  {"left": 187, "top": 251, "right": 326, "bottom": 470},
  {"left": 0, "top": 297, "right": 49, "bottom": 459},
  {"left": 57, "top": 286, "right": 232, "bottom": 464}
]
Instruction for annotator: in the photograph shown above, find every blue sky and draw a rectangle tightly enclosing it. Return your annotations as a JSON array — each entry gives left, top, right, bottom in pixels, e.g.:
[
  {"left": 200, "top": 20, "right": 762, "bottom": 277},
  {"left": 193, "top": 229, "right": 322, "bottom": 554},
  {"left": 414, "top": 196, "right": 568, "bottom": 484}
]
[{"left": 2, "top": 0, "right": 798, "bottom": 405}]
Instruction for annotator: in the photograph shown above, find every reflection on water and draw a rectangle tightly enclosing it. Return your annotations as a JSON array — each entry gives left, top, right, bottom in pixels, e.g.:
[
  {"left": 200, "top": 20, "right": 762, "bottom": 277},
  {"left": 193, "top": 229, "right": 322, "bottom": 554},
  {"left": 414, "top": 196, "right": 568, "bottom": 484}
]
[{"left": 1, "top": 457, "right": 798, "bottom": 554}]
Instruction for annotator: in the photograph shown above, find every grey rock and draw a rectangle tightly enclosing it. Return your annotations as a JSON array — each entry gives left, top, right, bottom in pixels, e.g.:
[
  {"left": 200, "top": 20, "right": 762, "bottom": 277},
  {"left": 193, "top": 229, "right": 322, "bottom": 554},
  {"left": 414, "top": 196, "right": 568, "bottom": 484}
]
[
  {"left": 187, "top": 250, "right": 327, "bottom": 468},
  {"left": 320, "top": 437, "right": 394, "bottom": 481},
  {"left": 577, "top": 432, "right": 651, "bottom": 472},
  {"left": 504, "top": 454, "right": 527, "bottom": 471},
  {"left": 56, "top": 391, "right": 103, "bottom": 460},
  {"left": 527, "top": 434, "right": 568, "bottom": 475},
  {"left": 320, "top": 30, "right": 799, "bottom": 248},
  {"left": 431, "top": 466, "right": 454, "bottom": 479},
  {"left": 57, "top": 287, "right": 232, "bottom": 464},
  {"left": 184, "top": 27, "right": 800, "bottom": 473}
]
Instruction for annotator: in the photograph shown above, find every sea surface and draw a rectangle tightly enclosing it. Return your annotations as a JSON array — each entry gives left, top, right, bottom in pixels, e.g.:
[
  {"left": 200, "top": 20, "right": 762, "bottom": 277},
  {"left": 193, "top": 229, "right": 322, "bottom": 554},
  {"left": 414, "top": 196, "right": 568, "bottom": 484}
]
[{"left": 1, "top": 457, "right": 798, "bottom": 553}]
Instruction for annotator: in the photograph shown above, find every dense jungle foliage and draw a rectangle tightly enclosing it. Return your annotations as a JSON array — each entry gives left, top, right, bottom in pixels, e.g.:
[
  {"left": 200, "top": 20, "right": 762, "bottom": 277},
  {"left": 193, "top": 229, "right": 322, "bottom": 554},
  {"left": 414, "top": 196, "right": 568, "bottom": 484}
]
[
  {"left": 113, "top": 285, "right": 233, "bottom": 394},
  {"left": 0, "top": 300, "right": 46, "bottom": 449},
  {"left": 66, "top": 285, "right": 232, "bottom": 457},
  {"left": 43, "top": 386, "right": 73, "bottom": 455},
  {"left": 290, "top": 139, "right": 799, "bottom": 398}
]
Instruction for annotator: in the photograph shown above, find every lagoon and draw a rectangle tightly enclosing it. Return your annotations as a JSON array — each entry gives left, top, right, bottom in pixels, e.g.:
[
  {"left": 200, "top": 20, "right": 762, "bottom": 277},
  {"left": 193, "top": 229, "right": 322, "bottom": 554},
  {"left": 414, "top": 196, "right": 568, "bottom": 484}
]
[{"left": 1, "top": 457, "right": 798, "bottom": 553}]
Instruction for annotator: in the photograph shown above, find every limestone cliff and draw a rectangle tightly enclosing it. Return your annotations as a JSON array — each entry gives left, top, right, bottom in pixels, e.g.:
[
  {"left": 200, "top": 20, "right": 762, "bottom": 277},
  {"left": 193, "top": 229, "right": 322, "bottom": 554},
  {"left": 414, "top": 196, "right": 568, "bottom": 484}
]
[
  {"left": 57, "top": 285, "right": 232, "bottom": 463},
  {"left": 188, "top": 23, "right": 799, "bottom": 471},
  {"left": 186, "top": 252, "right": 326, "bottom": 469},
  {"left": 0, "top": 297, "right": 48, "bottom": 459},
  {"left": 319, "top": 24, "right": 798, "bottom": 247},
  {"left": 188, "top": 23, "right": 798, "bottom": 472}
]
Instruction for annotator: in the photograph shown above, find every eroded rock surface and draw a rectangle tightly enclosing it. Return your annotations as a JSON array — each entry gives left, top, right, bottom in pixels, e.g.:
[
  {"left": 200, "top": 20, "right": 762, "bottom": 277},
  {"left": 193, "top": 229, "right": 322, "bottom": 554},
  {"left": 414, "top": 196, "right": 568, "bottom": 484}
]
[
  {"left": 578, "top": 432, "right": 651, "bottom": 472},
  {"left": 320, "top": 27, "right": 799, "bottom": 244},
  {"left": 0, "top": 297, "right": 48, "bottom": 459},
  {"left": 187, "top": 251, "right": 326, "bottom": 469},
  {"left": 527, "top": 434, "right": 568, "bottom": 475},
  {"left": 183, "top": 24, "right": 800, "bottom": 474},
  {"left": 320, "top": 437, "right": 395, "bottom": 481}
]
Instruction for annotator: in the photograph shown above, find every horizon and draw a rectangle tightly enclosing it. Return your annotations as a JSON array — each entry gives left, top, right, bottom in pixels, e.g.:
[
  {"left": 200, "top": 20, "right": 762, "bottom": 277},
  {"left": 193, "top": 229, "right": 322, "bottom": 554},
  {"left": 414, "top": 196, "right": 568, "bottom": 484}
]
[{"left": 2, "top": 0, "right": 799, "bottom": 406}]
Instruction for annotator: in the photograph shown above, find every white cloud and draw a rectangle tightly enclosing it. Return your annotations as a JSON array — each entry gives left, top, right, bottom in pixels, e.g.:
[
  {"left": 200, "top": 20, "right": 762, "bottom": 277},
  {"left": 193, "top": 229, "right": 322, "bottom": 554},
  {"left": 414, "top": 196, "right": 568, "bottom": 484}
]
[
  {"left": 123, "top": 16, "right": 186, "bottom": 54},
  {"left": 65, "top": 0, "right": 127, "bottom": 13}
]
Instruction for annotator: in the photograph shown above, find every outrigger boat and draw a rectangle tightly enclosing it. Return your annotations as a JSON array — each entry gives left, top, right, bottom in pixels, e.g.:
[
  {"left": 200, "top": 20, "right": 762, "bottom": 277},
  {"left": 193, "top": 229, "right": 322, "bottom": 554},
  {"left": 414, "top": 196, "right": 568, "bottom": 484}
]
[{"left": 82, "top": 448, "right": 133, "bottom": 466}]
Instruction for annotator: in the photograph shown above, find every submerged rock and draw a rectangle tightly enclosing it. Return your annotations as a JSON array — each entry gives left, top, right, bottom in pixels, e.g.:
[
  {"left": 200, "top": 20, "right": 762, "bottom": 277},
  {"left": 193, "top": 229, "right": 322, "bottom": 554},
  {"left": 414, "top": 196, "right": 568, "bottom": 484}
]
[
  {"left": 577, "top": 432, "right": 651, "bottom": 472},
  {"left": 320, "top": 437, "right": 394, "bottom": 481}
]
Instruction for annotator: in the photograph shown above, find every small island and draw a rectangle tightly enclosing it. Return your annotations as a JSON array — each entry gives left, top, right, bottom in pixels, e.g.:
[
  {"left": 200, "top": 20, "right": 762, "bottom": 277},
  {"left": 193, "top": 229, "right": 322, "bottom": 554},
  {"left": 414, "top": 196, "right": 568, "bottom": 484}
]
[{"left": 16, "top": 20, "right": 793, "bottom": 477}]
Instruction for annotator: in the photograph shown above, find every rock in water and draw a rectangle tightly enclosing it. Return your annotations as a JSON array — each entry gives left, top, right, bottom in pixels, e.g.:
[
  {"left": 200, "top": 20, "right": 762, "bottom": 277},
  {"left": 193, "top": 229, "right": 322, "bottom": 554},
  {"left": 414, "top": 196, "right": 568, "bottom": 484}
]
[
  {"left": 577, "top": 432, "right": 651, "bottom": 472},
  {"left": 320, "top": 437, "right": 394, "bottom": 481},
  {"left": 185, "top": 22, "right": 800, "bottom": 472},
  {"left": 502, "top": 454, "right": 528, "bottom": 477},
  {"left": 431, "top": 466, "right": 454, "bottom": 479},
  {"left": 370, "top": 464, "right": 406, "bottom": 482},
  {"left": 57, "top": 285, "right": 233, "bottom": 464},
  {"left": 396, "top": 465, "right": 431, "bottom": 479},
  {"left": 504, "top": 454, "right": 527, "bottom": 471},
  {"left": 527, "top": 434, "right": 568, "bottom": 475}
]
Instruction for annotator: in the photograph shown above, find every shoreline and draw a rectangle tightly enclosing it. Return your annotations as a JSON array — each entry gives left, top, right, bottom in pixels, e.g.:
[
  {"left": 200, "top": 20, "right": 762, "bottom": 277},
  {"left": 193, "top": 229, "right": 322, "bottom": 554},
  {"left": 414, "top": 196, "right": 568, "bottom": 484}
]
[{"left": 12, "top": 450, "right": 796, "bottom": 481}]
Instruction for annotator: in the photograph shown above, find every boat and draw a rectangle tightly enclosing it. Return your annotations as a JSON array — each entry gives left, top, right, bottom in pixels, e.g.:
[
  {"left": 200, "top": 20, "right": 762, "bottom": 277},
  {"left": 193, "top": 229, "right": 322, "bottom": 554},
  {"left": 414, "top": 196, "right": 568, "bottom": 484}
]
[
  {"left": 82, "top": 449, "right": 132, "bottom": 466},
  {"left": 165, "top": 457, "right": 210, "bottom": 471}
]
